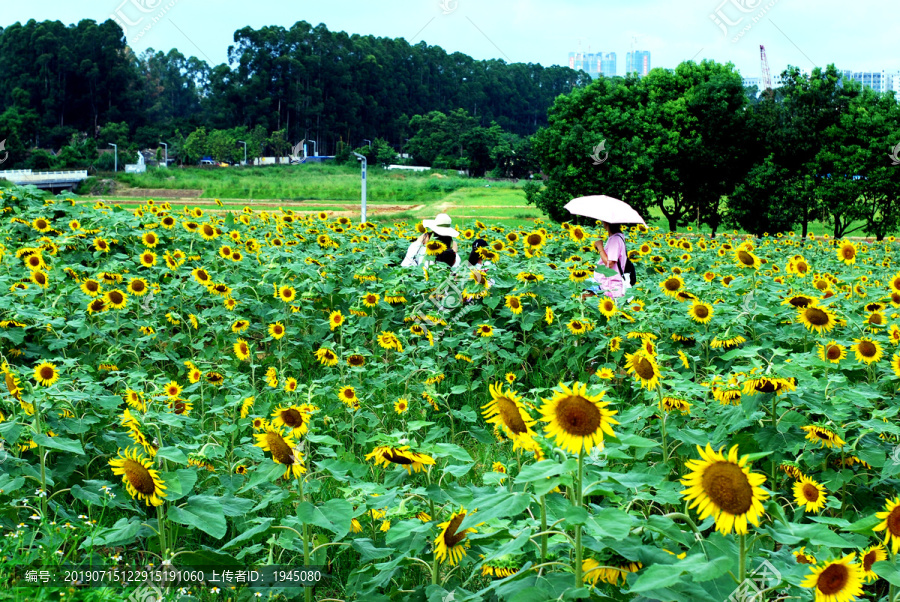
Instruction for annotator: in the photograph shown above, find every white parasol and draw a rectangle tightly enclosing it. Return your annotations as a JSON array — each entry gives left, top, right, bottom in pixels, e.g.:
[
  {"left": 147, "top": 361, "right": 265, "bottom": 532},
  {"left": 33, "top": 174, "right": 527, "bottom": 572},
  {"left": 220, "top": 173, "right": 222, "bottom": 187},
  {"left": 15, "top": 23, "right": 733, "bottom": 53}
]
[{"left": 564, "top": 195, "right": 646, "bottom": 226}]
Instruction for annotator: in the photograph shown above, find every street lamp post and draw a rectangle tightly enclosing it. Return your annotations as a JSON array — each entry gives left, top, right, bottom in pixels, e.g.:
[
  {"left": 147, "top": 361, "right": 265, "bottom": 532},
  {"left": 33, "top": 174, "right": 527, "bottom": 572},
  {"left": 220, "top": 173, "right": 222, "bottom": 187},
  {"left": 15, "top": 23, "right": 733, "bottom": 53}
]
[
  {"left": 352, "top": 152, "right": 367, "bottom": 224},
  {"left": 159, "top": 142, "right": 168, "bottom": 168},
  {"left": 238, "top": 141, "right": 247, "bottom": 166},
  {"left": 307, "top": 140, "right": 317, "bottom": 157},
  {"left": 108, "top": 143, "right": 118, "bottom": 173},
  {"left": 363, "top": 139, "right": 372, "bottom": 148}
]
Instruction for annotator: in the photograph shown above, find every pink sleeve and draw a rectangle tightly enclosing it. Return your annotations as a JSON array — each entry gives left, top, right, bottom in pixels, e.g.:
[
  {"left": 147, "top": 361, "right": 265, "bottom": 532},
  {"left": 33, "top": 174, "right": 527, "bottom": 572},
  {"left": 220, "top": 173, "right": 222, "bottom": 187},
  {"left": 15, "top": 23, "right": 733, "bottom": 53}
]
[{"left": 605, "top": 235, "right": 625, "bottom": 264}]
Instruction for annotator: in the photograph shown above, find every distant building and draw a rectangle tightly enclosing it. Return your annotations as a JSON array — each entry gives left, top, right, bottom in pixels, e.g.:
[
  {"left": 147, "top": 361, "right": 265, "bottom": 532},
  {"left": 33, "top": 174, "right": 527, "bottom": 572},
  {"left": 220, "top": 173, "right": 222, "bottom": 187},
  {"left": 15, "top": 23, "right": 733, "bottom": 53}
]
[
  {"left": 840, "top": 70, "right": 889, "bottom": 93},
  {"left": 625, "top": 50, "right": 651, "bottom": 76},
  {"left": 891, "top": 72, "right": 900, "bottom": 95},
  {"left": 742, "top": 75, "right": 783, "bottom": 91},
  {"left": 567, "top": 50, "right": 616, "bottom": 78}
]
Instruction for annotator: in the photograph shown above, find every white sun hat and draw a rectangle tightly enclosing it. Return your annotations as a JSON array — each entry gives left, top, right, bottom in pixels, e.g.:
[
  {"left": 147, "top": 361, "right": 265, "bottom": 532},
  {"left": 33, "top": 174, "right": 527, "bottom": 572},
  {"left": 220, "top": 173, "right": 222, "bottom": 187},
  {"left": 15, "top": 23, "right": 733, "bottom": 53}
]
[{"left": 422, "top": 213, "right": 459, "bottom": 238}]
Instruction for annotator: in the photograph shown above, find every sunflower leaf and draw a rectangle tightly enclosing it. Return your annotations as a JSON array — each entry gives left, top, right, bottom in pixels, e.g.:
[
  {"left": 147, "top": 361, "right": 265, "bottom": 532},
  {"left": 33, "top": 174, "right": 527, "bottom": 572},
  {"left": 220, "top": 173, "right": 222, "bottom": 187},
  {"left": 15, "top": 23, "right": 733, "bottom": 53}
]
[
  {"left": 32, "top": 433, "right": 84, "bottom": 455},
  {"left": 168, "top": 495, "right": 227, "bottom": 538},
  {"left": 872, "top": 560, "right": 900, "bottom": 586}
]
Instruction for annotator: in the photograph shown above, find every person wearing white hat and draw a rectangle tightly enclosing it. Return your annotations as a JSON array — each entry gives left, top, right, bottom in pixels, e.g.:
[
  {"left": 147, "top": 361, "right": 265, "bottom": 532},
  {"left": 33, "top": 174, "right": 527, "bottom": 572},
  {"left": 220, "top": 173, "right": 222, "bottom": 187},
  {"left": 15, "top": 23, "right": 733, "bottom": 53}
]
[{"left": 400, "top": 213, "right": 460, "bottom": 268}]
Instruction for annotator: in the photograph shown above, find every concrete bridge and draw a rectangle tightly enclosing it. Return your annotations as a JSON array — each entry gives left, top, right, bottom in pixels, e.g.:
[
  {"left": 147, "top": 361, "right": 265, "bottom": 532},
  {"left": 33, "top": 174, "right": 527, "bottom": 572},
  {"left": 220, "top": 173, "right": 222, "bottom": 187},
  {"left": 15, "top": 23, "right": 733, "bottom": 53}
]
[{"left": 0, "top": 169, "right": 88, "bottom": 192}]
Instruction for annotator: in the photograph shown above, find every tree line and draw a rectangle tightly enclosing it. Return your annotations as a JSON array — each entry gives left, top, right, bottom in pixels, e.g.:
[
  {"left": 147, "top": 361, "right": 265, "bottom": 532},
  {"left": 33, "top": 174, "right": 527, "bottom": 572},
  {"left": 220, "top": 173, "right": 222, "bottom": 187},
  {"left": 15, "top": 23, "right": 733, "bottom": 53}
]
[
  {"left": 0, "top": 18, "right": 587, "bottom": 170},
  {"left": 526, "top": 62, "right": 900, "bottom": 239}
]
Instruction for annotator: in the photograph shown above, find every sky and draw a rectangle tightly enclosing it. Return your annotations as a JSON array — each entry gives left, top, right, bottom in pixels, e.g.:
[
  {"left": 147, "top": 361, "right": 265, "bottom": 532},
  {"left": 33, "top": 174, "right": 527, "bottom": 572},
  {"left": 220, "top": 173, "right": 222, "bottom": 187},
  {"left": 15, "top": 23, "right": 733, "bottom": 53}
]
[{"left": 3, "top": 0, "right": 900, "bottom": 78}]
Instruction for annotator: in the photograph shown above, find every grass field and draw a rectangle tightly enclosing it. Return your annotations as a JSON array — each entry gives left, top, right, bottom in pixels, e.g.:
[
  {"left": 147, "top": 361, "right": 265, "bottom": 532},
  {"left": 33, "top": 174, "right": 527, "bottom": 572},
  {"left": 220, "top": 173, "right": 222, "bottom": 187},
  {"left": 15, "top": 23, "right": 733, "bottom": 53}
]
[{"left": 84, "top": 163, "right": 886, "bottom": 237}]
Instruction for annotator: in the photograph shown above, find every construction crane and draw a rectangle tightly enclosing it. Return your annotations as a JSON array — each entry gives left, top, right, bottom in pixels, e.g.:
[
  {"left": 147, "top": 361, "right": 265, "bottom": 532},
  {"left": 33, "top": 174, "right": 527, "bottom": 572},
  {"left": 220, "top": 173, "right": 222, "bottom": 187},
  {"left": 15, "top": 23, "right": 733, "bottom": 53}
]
[{"left": 760, "top": 45, "right": 774, "bottom": 98}]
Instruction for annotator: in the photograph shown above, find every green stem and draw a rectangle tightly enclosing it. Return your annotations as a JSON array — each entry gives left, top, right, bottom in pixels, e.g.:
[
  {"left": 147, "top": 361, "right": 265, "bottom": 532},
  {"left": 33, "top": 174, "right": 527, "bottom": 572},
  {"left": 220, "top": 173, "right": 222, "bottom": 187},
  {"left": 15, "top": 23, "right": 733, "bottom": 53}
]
[
  {"left": 574, "top": 448, "right": 584, "bottom": 590},
  {"left": 156, "top": 504, "right": 167, "bottom": 560},
  {"left": 656, "top": 385, "right": 669, "bottom": 465},
  {"left": 298, "top": 475, "right": 312, "bottom": 602},
  {"left": 738, "top": 533, "right": 747, "bottom": 584},
  {"left": 540, "top": 495, "right": 548, "bottom": 565}
]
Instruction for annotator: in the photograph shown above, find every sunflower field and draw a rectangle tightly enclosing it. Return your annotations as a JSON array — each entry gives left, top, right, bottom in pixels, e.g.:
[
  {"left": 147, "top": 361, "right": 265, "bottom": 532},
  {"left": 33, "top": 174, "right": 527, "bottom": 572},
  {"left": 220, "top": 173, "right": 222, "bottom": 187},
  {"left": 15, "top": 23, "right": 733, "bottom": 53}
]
[{"left": 3, "top": 183, "right": 900, "bottom": 602}]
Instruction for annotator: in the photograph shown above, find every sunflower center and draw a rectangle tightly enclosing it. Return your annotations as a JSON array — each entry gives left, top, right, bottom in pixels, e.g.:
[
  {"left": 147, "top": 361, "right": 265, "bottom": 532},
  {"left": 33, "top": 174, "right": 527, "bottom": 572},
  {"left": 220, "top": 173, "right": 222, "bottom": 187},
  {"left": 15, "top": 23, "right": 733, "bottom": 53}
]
[
  {"left": 39, "top": 366, "right": 54, "bottom": 380},
  {"left": 859, "top": 341, "right": 877, "bottom": 357},
  {"left": 633, "top": 356, "right": 655, "bottom": 380},
  {"left": 841, "top": 247, "right": 855, "bottom": 259},
  {"left": 132, "top": 281, "right": 145, "bottom": 292},
  {"left": 888, "top": 507, "right": 900, "bottom": 536},
  {"left": 701, "top": 461, "right": 753, "bottom": 515},
  {"left": 87, "top": 281, "right": 99, "bottom": 291},
  {"left": 869, "top": 313, "right": 884, "bottom": 325},
  {"left": 826, "top": 346, "right": 841, "bottom": 360},
  {"left": 694, "top": 305, "right": 709, "bottom": 319},
  {"left": 266, "top": 431, "right": 295, "bottom": 465},
  {"left": 510, "top": 299, "right": 520, "bottom": 308},
  {"left": 754, "top": 379, "right": 776, "bottom": 393},
  {"left": 123, "top": 459, "right": 157, "bottom": 495},
  {"left": 737, "top": 251, "right": 755, "bottom": 266},
  {"left": 443, "top": 513, "right": 468, "bottom": 547},
  {"left": 817, "top": 563, "right": 849, "bottom": 595},
  {"left": 554, "top": 395, "right": 602, "bottom": 437},
  {"left": 805, "top": 308, "right": 830, "bottom": 326},
  {"left": 863, "top": 551, "right": 877, "bottom": 572},
  {"left": 496, "top": 397, "right": 528, "bottom": 435},
  {"left": 664, "top": 278, "right": 680, "bottom": 291},
  {"left": 789, "top": 296, "right": 813, "bottom": 308},
  {"left": 801, "top": 483, "right": 819, "bottom": 502},
  {"left": 386, "top": 451, "right": 413, "bottom": 465}
]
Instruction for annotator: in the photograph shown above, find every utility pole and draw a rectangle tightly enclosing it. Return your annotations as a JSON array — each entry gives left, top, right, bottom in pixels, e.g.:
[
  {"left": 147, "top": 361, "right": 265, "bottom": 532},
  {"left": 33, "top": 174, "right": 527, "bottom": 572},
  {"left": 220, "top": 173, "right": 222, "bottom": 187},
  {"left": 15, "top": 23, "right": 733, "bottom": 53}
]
[
  {"left": 159, "top": 142, "right": 168, "bottom": 168},
  {"left": 108, "top": 143, "right": 118, "bottom": 173},
  {"left": 238, "top": 140, "right": 248, "bottom": 166},
  {"left": 352, "top": 152, "right": 367, "bottom": 224}
]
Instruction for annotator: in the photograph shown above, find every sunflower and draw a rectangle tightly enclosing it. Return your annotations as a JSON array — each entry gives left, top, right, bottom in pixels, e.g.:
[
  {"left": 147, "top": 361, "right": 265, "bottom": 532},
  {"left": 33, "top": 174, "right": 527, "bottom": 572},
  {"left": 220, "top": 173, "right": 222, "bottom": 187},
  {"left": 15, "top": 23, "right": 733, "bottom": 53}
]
[
  {"left": 315, "top": 347, "right": 339, "bottom": 367},
  {"left": 797, "top": 305, "right": 838, "bottom": 335},
  {"left": 206, "top": 372, "right": 224, "bottom": 386},
  {"left": 794, "top": 546, "right": 817, "bottom": 565},
  {"left": 837, "top": 241, "right": 858, "bottom": 265},
  {"left": 109, "top": 447, "right": 168, "bottom": 506},
  {"left": 424, "top": 240, "right": 447, "bottom": 256},
  {"left": 793, "top": 475, "right": 827, "bottom": 513},
  {"left": 33, "top": 361, "right": 60, "bottom": 387},
  {"left": 329, "top": 310, "right": 345, "bottom": 330},
  {"left": 268, "top": 322, "right": 286, "bottom": 340},
  {"left": 800, "top": 553, "right": 864, "bottom": 602},
  {"left": 434, "top": 508, "right": 477, "bottom": 565},
  {"left": 271, "top": 404, "right": 314, "bottom": 437},
  {"left": 347, "top": 354, "right": 366, "bottom": 368},
  {"left": 482, "top": 382, "right": 539, "bottom": 450},
  {"left": 873, "top": 497, "right": 900, "bottom": 554},
  {"left": 516, "top": 272, "right": 543, "bottom": 283},
  {"left": 817, "top": 341, "right": 846, "bottom": 363},
  {"left": 338, "top": 386, "right": 359, "bottom": 408},
  {"left": 783, "top": 294, "right": 817, "bottom": 309},
  {"left": 742, "top": 376, "right": 796, "bottom": 396},
  {"left": 851, "top": 337, "right": 883, "bottom": 364},
  {"left": 284, "top": 377, "right": 299, "bottom": 393},
  {"left": 687, "top": 301, "right": 713, "bottom": 324},
  {"left": 860, "top": 544, "right": 886, "bottom": 583},
  {"left": 361, "top": 293, "right": 380, "bottom": 308},
  {"left": 475, "top": 324, "right": 494, "bottom": 338},
  {"left": 233, "top": 338, "right": 251, "bottom": 361},
  {"left": 735, "top": 248, "right": 761, "bottom": 269},
  {"left": 539, "top": 381, "right": 618, "bottom": 454},
  {"left": 394, "top": 398, "right": 409, "bottom": 414},
  {"left": 802, "top": 425, "right": 845, "bottom": 449},
  {"left": 660, "top": 275, "right": 685, "bottom": 297},
  {"left": 623, "top": 351, "right": 661, "bottom": 390},
  {"left": 231, "top": 319, "right": 250, "bottom": 333},
  {"left": 253, "top": 426, "right": 306, "bottom": 479},
  {"left": 569, "top": 269, "right": 591, "bottom": 282},
  {"left": 711, "top": 334, "right": 747, "bottom": 349},
  {"left": 377, "top": 331, "right": 403, "bottom": 352},
  {"left": 104, "top": 289, "right": 127, "bottom": 310},
  {"left": 661, "top": 396, "right": 691, "bottom": 414},
  {"left": 545, "top": 307, "right": 554, "bottom": 325},
  {"left": 680, "top": 444, "right": 769, "bottom": 535},
  {"left": 80, "top": 279, "right": 102, "bottom": 297},
  {"left": 505, "top": 295, "right": 523, "bottom": 315},
  {"left": 597, "top": 298, "right": 617, "bottom": 318},
  {"left": 87, "top": 298, "right": 107, "bottom": 314},
  {"left": 279, "top": 286, "right": 297, "bottom": 303},
  {"left": 365, "top": 445, "right": 436, "bottom": 474},
  {"left": 567, "top": 320, "right": 588, "bottom": 335},
  {"left": 608, "top": 337, "right": 622, "bottom": 352}
]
